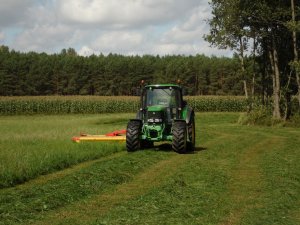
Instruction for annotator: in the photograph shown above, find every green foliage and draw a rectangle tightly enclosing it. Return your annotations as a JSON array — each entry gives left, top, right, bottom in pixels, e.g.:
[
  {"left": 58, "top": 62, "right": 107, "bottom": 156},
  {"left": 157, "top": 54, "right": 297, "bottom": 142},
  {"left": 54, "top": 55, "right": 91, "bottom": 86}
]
[
  {"left": 0, "top": 96, "right": 140, "bottom": 115},
  {"left": 0, "top": 47, "right": 245, "bottom": 96},
  {"left": 284, "top": 113, "right": 300, "bottom": 127},
  {"left": 206, "top": 0, "right": 300, "bottom": 120},
  {"left": 0, "top": 96, "right": 248, "bottom": 115},
  {"left": 186, "top": 96, "right": 247, "bottom": 112},
  {"left": 238, "top": 106, "right": 275, "bottom": 126},
  {"left": 238, "top": 96, "right": 300, "bottom": 126}
]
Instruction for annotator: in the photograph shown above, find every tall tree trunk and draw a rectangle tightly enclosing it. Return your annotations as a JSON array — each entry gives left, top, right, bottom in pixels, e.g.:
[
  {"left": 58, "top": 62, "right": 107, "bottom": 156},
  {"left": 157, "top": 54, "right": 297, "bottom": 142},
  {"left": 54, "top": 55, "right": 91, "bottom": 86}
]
[
  {"left": 252, "top": 37, "right": 256, "bottom": 98},
  {"left": 268, "top": 43, "right": 281, "bottom": 119},
  {"left": 273, "top": 48, "right": 281, "bottom": 119},
  {"left": 284, "top": 71, "right": 292, "bottom": 120},
  {"left": 251, "top": 36, "right": 257, "bottom": 110},
  {"left": 239, "top": 37, "right": 248, "bottom": 98},
  {"left": 291, "top": 0, "right": 300, "bottom": 110},
  {"left": 261, "top": 68, "right": 266, "bottom": 105}
]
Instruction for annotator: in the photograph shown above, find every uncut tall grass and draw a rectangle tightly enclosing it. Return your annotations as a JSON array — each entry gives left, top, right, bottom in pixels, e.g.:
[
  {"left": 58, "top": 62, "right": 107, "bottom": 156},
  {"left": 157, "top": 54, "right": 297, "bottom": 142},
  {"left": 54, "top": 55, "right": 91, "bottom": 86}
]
[
  {"left": 0, "top": 96, "right": 247, "bottom": 115},
  {"left": 0, "top": 114, "right": 132, "bottom": 188}
]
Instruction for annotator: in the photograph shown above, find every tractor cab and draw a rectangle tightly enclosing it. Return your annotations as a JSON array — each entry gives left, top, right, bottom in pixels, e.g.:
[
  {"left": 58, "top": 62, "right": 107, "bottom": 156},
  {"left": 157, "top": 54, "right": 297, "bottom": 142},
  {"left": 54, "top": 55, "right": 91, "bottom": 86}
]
[
  {"left": 139, "top": 84, "right": 184, "bottom": 124},
  {"left": 144, "top": 85, "right": 182, "bottom": 108}
]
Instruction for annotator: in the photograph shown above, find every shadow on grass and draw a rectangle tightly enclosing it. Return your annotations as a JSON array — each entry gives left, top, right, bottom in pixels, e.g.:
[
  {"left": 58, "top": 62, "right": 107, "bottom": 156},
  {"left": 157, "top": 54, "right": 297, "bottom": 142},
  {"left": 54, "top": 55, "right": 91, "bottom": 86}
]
[
  {"left": 195, "top": 146, "right": 207, "bottom": 151},
  {"left": 150, "top": 143, "right": 207, "bottom": 154}
]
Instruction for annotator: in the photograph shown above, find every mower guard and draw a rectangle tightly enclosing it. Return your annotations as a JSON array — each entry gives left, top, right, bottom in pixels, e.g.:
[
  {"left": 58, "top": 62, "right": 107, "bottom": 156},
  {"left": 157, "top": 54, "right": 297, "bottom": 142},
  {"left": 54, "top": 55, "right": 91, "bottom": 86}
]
[{"left": 72, "top": 130, "right": 126, "bottom": 143}]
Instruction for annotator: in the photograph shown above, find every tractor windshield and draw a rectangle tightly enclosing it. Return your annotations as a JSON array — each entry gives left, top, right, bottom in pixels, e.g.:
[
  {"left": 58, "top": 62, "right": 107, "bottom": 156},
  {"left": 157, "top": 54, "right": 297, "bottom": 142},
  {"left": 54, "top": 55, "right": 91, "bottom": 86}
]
[{"left": 144, "top": 87, "right": 181, "bottom": 108}]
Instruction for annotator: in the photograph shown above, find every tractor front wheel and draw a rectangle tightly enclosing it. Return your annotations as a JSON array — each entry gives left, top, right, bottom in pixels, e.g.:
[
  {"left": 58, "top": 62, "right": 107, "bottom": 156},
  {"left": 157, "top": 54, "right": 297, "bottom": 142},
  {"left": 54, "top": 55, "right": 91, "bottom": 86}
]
[
  {"left": 126, "top": 120, "right": 142, "bottom": 152},
  {"left": 172, "top": 120, "right": 187, "bottom": 154}
]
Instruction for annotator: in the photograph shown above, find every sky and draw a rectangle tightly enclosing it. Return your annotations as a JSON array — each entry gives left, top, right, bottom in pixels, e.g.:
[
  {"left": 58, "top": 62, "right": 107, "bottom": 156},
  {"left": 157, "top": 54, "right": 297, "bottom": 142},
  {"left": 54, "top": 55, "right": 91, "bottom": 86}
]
[{"left": 0, "top": 0, "right": 233, "bottom": 57}]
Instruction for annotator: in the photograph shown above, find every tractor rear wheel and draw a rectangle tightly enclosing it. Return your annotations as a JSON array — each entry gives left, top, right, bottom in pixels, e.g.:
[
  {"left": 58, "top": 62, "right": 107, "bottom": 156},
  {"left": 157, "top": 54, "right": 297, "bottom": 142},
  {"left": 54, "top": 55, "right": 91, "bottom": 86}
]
[
  {"left": 126, "top": 120, "right": 142, "bottom": 152},
  {"left": 187, "top": 116, "right": 195, "bottom": 152},
  {"left": 172, "top": 120, "right": 187, "bottom": 154}
]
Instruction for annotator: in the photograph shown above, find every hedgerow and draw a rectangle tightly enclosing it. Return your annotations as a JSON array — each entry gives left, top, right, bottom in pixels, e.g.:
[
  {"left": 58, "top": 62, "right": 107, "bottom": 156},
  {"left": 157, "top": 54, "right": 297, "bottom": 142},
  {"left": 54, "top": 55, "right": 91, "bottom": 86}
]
[{"left": 0, "top": 96, "right": 247, "bottom": 115}]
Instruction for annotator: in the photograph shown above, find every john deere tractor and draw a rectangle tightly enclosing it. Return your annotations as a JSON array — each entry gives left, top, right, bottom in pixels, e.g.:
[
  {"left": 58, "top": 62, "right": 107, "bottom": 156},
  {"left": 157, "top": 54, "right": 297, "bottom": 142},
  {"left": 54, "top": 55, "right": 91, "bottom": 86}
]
[{"left": 126, "top": 84, "right": 195, "bottom": 153}]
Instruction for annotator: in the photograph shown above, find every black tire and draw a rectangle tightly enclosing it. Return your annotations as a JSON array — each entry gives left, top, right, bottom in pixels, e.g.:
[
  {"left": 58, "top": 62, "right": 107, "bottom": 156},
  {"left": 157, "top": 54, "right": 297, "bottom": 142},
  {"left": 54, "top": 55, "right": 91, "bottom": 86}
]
[
  {"left": 126, "top": 120, "right": 142, "bottom": 152},
  {"left": 172, "top": 120, "right": 187, "bottom": 154},
  {"left": 187, "top": 116, "right": 196, "bottom": 152}
]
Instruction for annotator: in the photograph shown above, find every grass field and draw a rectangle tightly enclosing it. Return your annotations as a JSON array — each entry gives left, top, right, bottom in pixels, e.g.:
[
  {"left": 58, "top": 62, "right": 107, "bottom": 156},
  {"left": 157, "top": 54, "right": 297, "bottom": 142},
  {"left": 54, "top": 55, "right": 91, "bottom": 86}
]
[{"left": 0, "top": 113, "right": 300, "bottom": 225}]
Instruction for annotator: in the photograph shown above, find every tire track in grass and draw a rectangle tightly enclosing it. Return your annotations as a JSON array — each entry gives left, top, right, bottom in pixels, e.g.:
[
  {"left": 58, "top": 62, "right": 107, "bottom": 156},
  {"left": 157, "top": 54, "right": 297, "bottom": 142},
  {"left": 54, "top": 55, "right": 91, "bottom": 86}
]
[
  {"left": 1, "top": 131, "right": 233, "bottom": 225},
  {"left": 32, "top": 154, "right": 189, "bottom": 225},
  {"left": 1, "top": 150, "right": 171, "bottom": 225},
  {"left": 219, "top": 137, "right": 285, "bottom": 225},
  {"left": 31, "top": 132, "right": 239, "bottom": 225}
]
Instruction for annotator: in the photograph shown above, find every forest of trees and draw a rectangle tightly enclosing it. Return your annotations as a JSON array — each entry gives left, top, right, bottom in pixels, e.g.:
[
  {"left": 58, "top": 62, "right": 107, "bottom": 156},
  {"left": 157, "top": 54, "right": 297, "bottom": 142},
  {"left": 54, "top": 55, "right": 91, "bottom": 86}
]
[{"left": 0, "top": 46, "right": 259, "bottom": 96}]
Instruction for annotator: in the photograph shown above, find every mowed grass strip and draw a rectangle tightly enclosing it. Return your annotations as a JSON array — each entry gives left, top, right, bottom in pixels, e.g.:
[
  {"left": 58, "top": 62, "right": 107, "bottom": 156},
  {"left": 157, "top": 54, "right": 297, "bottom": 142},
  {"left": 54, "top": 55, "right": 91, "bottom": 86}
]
[
  {"left": 0, "top": 150, "right": 171, "bottom": 225},
  {"left": 1, "top": 113, "right": 300, "bottom": 225},
  {"left": 32, "top": 153, "right": 190, "bottom": 225},
  {"left": 82, "top": 116, "right": 300, "bottom": 225},
  {"left": 241, "top": 135, "right": 300, "bottom": 225},
  {"left": 219, "top": 137, "right": 285, "bottom": 225},
  {"left": 83, "top": 124, "right": 263, "bottom": 225},
  {"left": 27, "top": 114, "right": 241, "bottom": 225}
]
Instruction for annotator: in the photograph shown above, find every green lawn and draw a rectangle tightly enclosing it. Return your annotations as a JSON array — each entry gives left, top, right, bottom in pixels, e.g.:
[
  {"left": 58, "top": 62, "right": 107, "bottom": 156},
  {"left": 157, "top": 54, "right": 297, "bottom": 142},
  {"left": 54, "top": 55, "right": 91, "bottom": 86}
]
[{"left": 0, "top": 113, "right": 299, "bottom": 225}]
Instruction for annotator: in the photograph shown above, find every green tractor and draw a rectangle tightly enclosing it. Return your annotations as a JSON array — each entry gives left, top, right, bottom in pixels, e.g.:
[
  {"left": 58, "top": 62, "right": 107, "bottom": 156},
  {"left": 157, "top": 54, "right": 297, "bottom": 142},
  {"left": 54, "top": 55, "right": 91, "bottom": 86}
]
[{"left": 126, "top": 84, "right": 195, "bottom": 153}]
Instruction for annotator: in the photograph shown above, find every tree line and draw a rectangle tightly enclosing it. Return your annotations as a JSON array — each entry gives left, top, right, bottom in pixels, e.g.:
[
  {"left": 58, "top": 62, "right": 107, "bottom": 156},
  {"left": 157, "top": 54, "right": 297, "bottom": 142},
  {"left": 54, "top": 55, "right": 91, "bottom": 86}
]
[
  {"left": 0, "top": 46, "right": 258, "bottom": 96},
  {"left": 206, "top": 0, "right": 300, "bottom": 120},
  {"left": 0, "top": 1, "right": 299, "bottom": 121}
]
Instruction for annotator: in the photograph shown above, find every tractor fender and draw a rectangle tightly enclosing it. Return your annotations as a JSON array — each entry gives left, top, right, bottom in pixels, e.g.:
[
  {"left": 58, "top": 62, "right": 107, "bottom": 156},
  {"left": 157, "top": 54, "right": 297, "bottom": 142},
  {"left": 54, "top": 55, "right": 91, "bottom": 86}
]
[{"left": 184, "top": 106, "right": 195, "bottom": 124}]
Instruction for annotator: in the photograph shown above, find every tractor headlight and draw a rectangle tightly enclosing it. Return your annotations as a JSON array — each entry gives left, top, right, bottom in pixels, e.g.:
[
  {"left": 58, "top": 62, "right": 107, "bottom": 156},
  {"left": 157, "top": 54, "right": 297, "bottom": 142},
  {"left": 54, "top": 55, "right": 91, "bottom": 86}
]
[
  {"left": 148, "top": 118, "right": 154, "bottom": 123},
  {"left": 154, "top": 118, "right": 162, "bottom": 123},
  {"left": 147, "top": 118, "right": 162, "bottom": 123}
]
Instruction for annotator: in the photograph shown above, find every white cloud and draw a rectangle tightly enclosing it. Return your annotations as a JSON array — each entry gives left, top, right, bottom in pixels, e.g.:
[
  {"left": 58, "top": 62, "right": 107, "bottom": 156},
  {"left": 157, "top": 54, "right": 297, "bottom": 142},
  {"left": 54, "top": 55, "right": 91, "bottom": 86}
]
[
  {"left": 0, "top": 32, "right": 5, "bottom": 42},
  {"left": 57, "top": 0, "right": 200, "bottom": 28},
  {"left": 13, "top": 24, "right": 73, "bottom": 52},
  {"left": 78, "top": 30, "right": 147, "bottom": 55},
  {"left": 151, "top": 6, "right": 233, "bottom": 56},
  {"left": 78, "top": 46, "right": 94, "bottom": 56},
  {"left": 1, "top": 0, "right": 233, "bottom": 57}
]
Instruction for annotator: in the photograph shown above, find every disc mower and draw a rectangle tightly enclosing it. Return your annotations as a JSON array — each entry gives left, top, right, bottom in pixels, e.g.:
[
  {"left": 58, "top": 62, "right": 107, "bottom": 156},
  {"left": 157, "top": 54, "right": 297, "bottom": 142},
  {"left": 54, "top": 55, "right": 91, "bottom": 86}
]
[{"left": 126, "top": 84, "right": 195, "bottom": 153}]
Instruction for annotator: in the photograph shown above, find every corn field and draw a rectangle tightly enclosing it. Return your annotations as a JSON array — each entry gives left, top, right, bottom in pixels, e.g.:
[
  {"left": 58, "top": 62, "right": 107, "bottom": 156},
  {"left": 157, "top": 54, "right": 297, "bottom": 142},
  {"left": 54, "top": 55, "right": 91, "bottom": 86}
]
[{"left": 0, "top": 96, "right": 248, "bottom": 115}]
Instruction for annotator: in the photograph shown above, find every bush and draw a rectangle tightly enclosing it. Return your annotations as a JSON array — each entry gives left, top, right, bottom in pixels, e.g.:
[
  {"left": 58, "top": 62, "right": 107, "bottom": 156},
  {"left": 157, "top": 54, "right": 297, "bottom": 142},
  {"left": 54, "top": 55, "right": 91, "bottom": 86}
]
[
  {"left": 238, "top": 105, "right": 273, "bottom": 126},
  {"left": 284, "top": 113, "right": 300, "bottom": 127},
  {"left": 238, "top": 102, "right": 300, "bottom": 127}
]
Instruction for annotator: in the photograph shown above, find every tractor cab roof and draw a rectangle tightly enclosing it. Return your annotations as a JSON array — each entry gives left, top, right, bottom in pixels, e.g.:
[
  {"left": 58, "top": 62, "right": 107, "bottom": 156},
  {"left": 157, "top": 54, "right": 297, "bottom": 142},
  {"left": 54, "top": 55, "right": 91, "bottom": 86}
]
[{"left": 144, "top": 84, "right": 182, "bottom": 89}]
